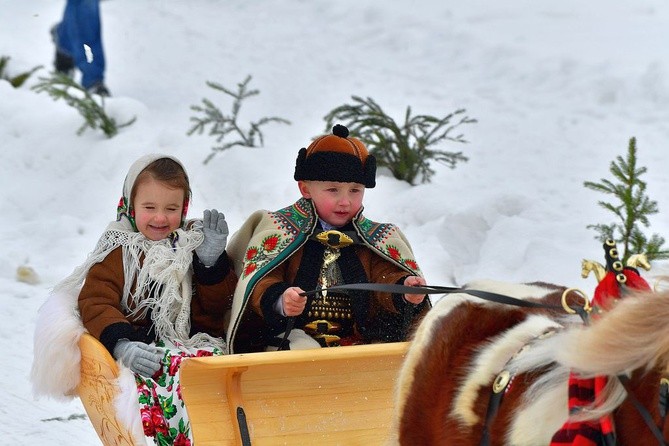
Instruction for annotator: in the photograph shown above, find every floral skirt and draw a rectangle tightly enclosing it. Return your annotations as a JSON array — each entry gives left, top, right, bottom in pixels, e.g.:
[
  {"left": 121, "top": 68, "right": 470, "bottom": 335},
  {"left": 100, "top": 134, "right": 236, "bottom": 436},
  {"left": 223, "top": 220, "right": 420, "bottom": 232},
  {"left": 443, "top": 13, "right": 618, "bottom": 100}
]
[{"left": 135, "top": 340, "right": 223, "bottom": 445}]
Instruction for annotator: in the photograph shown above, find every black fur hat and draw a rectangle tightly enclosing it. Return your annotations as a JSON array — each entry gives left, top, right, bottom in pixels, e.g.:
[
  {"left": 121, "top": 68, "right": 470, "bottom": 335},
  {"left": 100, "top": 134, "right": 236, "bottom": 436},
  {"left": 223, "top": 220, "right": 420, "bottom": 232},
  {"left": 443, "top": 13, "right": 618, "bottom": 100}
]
[{"left": 294, "top": 124, "right": 376, "bottom": 188}]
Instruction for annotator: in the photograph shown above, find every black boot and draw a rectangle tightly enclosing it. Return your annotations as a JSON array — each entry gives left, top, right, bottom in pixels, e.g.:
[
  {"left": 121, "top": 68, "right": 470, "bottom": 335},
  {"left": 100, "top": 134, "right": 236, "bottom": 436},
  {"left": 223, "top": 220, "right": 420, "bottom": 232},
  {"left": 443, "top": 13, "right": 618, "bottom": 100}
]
[
  {"left": 50, "top": 24, "right": 75, "bottom": 77},
  {"left": 87, "top": 81, "right": 111, "bottom": 97}
]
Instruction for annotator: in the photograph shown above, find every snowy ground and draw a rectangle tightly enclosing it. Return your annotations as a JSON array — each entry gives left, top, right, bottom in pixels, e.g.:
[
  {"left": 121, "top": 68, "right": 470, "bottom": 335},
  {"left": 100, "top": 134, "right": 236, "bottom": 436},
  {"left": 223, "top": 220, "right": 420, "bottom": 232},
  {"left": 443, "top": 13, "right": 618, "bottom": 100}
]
[{"left": 1, "top": 1, "right": 669, "bottom": 443}]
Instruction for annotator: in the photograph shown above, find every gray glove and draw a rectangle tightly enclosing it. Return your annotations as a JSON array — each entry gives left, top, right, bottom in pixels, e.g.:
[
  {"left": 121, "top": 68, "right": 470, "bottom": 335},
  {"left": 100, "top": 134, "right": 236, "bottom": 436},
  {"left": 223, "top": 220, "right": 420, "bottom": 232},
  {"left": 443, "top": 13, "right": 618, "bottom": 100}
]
[
  {"left": 195, "top": 209, "right": 229, "bottom": 267},
  {"left": 113, "top": 339, "right": 163, "bottom": 377}
]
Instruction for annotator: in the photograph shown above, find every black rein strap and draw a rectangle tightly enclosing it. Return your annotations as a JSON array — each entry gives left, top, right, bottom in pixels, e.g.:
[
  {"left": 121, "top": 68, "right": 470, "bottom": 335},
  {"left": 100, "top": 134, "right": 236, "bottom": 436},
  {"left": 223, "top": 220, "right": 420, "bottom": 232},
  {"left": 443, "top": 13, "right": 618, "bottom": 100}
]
[
  {"left": 617, "top": 374, "right": 668, "bottom": 446},
  {"left": 272, "top": 283, "right": 589, "bottom": 351},
  {"left": 301, "top": 282, "right": 587, "bottom": 316}
]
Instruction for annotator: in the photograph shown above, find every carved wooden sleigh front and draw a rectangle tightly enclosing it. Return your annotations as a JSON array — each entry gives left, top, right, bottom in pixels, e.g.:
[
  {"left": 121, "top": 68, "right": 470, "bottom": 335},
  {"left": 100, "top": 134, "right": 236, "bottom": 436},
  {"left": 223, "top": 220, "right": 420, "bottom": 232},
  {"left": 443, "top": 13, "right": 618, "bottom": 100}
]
[{"left": 77, "top": 333, "right": 138, "bottom": 446}]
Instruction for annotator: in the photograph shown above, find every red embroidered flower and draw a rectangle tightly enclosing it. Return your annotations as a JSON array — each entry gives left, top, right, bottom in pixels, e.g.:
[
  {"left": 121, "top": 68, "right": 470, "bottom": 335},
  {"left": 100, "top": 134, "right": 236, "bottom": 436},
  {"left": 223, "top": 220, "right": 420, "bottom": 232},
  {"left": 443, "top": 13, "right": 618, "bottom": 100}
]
[
  {"left": 196, "top": 350, "right": 214, "bottom": 357},
  {"left": 177, "top": 383, "right": 182, "bottom": 400},
  {"left": 150, "top": 406, "right": 169, "bottom": 436},
  {"left": 246, "top": 247, "right": 258, "bottom": 260},
  {"left": 173, "top": 433, "right": 192, "bottom": 446},
  {"left": 141, "top": 407, "right": 155, "bottom": 436},
  {"left": 387, "top": 246, "right": 401, "bottom": 260},
  {"left": 137, "top": 383, "right": 150, "bottom": 395},
  {"left": 244, "top": 263, "right": 257, "bottom": 276},
  {"left": 169, "top": 355, "right": 183, "bottom": 376},
  {"left": 404, "top": 260, "right": 419, "bottom": 271},
  {"left": 263, "top": 235, "right": 279, "bottom": 251}
]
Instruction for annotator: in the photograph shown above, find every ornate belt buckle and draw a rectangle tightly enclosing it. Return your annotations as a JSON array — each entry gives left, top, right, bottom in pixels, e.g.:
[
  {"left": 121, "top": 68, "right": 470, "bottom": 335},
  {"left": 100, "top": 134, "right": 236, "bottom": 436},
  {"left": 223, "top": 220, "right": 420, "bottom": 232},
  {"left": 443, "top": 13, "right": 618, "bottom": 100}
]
[
  {"left": 313, "top": 333, "right": 341, "bottom": 347},
  {"left": 304, "top": 319, "right": 341, "bottom": 334},
  {"left": 315, "top": 230, "right": 354, "bottom": 249}
]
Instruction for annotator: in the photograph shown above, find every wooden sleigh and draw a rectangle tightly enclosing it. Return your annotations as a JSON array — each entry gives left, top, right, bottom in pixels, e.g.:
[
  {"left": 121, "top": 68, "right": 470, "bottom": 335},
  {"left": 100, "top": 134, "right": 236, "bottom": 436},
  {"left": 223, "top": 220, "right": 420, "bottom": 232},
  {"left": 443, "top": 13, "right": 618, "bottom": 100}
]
[
  {"left": 77, "top": 332, "right": 408, "bottom": 446},
  {"left": 179, "top": 342, "right": 408, "bottom": 445}
]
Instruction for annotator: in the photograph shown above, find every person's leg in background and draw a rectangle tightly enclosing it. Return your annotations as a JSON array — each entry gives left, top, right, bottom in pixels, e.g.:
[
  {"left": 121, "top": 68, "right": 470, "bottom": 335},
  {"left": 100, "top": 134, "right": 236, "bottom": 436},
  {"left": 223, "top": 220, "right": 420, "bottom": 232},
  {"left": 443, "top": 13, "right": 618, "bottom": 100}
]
[{"left": 52, "top": 0, "right": 109, "bottom": 95}]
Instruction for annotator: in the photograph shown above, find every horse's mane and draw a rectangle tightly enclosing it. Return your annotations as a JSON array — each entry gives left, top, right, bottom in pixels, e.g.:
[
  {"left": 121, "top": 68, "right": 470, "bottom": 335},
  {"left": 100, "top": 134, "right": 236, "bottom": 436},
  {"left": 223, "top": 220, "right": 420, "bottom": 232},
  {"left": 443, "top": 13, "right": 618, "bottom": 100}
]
[{"left": 513, "top": 286, "right": 669, "bottom": 419}]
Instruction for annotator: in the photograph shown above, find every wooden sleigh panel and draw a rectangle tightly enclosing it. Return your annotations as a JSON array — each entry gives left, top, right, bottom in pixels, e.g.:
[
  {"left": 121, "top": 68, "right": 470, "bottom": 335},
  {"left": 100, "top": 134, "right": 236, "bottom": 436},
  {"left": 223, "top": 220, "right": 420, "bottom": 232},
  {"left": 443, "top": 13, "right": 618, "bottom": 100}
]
[
  {"left": 180, "top": 342, "right": 409, "bottom": 445},
  {"left": 77, "top": 333, "right": 138, "bottom": 446}
]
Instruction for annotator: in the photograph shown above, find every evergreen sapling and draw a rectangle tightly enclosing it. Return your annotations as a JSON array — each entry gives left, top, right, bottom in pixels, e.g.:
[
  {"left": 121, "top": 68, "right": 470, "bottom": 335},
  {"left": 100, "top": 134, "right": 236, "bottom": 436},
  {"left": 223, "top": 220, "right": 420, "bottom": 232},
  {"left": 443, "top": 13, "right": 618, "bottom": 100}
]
[
  {"left": 32, "top": 73, "right": 135, "bottom": 138},
  {"left": 323, "top": 96, "right": 476, "bottom": 185},
  {"left": 584, "top": 137, "right": 668, "bottom": 262},
  {"left": 188, "top": 75, "right": 290, "bottom": 164},
  {"left": 0, "top": 55, "right": 42, "bottom": 88}
]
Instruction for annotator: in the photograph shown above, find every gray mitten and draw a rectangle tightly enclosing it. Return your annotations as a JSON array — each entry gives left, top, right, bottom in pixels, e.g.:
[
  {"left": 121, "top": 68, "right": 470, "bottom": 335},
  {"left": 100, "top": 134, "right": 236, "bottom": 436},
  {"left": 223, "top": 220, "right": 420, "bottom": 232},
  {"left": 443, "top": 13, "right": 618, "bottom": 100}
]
[
  {"left": 195, "top": 209, "right": 229, "bottom": 267},
  {"left": 113, "top": 339, "right": 163, "bottom": 377}
]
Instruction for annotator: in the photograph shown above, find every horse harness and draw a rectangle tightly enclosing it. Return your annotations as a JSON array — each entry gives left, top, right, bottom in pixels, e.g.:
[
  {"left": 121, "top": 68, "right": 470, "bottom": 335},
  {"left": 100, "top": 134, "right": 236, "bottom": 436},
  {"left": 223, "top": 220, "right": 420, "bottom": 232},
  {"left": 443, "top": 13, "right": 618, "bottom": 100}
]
[
  {"left": 301, "top": 281, "right": 669, "bottom": 446},
  {"left": 471, "top": 292, "right": 669, "bottom": 446}
]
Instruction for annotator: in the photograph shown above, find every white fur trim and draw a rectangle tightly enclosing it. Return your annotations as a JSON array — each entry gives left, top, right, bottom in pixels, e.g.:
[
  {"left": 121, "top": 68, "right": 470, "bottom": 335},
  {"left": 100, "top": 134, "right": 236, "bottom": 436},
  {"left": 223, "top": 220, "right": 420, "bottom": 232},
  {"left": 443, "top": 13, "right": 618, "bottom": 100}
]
[
  {"left": 114, "top": 366, "right": 149, "bottom": 445},
  {"left": 31, "top": 289, "right": 85, "bottom": 399}
]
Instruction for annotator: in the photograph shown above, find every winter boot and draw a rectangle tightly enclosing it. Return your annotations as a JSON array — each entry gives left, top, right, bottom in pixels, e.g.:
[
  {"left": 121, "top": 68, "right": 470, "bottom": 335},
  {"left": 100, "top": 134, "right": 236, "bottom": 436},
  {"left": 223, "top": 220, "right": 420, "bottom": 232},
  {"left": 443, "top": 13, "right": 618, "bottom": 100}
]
[
  {"left": 50, "top": 24, "right": 75, "bottom": 77},
  {"left": 87, "top": 81, "right": 111, "bottom": 97}
]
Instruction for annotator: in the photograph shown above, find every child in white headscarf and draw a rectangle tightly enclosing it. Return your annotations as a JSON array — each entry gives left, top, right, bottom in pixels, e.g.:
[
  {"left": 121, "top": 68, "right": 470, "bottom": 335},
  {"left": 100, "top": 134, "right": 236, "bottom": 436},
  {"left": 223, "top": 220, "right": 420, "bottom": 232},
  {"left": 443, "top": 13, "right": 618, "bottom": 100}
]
[{"left": 32, "top": 154, "right": 236, "bottom": 445}]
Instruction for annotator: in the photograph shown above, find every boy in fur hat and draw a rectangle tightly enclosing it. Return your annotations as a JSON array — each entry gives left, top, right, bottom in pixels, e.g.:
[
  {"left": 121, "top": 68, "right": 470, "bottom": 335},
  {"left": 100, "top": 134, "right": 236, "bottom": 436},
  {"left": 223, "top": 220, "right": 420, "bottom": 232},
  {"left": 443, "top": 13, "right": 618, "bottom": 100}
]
[
  {"left": 226, "top": 124, "right": 431, "bottom": 354},
  {"left": 32, "top": 154, "right": 236, "bottom": 445}
]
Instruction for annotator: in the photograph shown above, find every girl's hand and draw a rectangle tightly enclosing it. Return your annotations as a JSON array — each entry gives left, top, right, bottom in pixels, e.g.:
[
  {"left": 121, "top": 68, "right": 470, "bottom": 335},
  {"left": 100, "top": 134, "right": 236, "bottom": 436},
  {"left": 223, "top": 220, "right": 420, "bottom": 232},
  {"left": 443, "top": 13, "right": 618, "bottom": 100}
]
[{"left": 195, "top": 209, "right": 228, "bottom": 267}]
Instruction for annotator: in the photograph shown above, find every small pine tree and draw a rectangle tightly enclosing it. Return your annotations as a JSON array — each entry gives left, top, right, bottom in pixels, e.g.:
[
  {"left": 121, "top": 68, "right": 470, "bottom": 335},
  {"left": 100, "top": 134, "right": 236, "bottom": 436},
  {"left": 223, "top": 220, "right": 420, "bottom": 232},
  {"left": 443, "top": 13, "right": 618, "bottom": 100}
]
[
  {"left": 32, "top": 73, "right": 135, "bottom": 138},
  {"left": 584, "top": 137, "right": 668, "bottom": 262},
  {"left": 323, "top": 96, "right": 476, "bottom": 185},
  {"left": 0, "top": 55, "right": 42, "bottom": 88},
  {"left": 188, "top": 75, "right": 291, "bottom": 164}
]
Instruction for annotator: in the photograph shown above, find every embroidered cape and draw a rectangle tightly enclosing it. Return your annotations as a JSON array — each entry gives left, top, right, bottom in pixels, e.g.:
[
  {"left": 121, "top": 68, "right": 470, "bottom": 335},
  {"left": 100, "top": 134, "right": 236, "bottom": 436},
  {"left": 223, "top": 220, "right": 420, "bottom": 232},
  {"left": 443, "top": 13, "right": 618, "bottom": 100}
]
[{"left": 225, "top": 197, "right": 422, "bottom": 354}]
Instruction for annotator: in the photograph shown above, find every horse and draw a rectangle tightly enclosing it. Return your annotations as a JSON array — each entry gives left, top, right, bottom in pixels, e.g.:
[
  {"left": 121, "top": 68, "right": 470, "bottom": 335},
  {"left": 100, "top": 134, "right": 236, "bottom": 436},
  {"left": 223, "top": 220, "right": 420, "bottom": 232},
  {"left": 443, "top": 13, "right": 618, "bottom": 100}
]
[{"left": 391, "top": 279, "right": 669, "bottom": 445}]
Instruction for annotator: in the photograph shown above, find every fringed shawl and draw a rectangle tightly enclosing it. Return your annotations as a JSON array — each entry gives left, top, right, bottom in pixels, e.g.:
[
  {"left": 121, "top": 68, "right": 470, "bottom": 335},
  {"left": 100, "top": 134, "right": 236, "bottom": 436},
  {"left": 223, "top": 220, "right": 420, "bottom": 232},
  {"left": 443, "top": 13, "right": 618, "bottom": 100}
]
[{"left": 30, "top": 217, "right": 226, "bottom": 400}]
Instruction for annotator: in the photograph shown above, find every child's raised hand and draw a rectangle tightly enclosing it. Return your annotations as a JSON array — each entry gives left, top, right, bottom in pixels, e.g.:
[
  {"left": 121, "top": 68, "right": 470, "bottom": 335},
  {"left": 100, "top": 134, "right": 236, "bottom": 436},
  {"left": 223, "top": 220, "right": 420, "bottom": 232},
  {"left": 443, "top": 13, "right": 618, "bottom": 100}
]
[
  {"left": 195, "top": 209, "right": 229, "bottom": 267},
  {"left": 282, "top": 287, "right": 307, "bottom": 316},
  {"left": 403, "top": 275, "right": 427, "bottom": 305}
]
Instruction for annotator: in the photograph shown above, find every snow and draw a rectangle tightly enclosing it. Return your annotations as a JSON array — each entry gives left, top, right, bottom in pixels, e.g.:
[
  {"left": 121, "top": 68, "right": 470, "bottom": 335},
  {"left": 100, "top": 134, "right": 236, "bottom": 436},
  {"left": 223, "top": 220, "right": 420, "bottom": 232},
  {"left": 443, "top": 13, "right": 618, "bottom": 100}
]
[{"left": 2, "top": 0, "right": 669, "bottom": 443}]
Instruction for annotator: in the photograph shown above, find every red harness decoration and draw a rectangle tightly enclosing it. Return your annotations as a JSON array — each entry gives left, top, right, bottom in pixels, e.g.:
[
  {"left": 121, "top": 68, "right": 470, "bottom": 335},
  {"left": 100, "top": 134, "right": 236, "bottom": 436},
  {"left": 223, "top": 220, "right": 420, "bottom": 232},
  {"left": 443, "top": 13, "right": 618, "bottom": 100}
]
[{"left": 550, "top": 266, "right": 651, "bottom": 446}]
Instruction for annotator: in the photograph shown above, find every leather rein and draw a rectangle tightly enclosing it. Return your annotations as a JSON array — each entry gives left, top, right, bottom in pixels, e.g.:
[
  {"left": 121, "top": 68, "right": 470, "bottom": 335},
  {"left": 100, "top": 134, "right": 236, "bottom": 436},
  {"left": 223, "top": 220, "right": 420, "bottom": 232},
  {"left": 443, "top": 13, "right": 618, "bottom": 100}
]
[{"left": 276, "top": 282, "right": 589, "bottom": 352}]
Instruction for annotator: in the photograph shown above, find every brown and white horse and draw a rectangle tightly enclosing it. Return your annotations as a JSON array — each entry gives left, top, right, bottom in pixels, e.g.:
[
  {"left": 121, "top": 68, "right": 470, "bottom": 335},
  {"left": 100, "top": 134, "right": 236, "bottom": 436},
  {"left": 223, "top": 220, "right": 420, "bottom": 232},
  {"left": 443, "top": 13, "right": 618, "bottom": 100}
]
[{"left": 391, "top": 279, "right": 669, "bottom": 445}]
